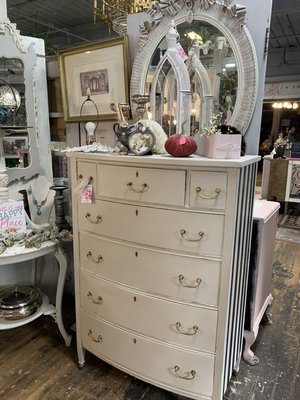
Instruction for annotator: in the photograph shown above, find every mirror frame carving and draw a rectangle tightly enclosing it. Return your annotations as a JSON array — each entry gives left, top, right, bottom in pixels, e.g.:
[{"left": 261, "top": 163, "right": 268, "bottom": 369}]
[
  {"left": 0, "top": 18, "right": 41, "bottom": 182},
  {"left": 130, "top": 0, "right": 258, "bottom": 135}
]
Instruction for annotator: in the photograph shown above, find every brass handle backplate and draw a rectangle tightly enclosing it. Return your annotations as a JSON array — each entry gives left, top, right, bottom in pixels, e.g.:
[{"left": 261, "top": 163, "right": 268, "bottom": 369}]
[
  {"left": 196, "top": 186, "right": 221, "bottom": 199},
  {"left": 88, "top": 329, "right": 103, "bottom": 343},
  {"left": 127, "top": 182, "right": 148, "bottom": 193},
  {"left": 85, "top": 212, "right": 102, "bottom": 224},
  {"left": 180, "top": 229, "right": 204, "bottom": 242},
  {"left": 87, "top": 291, "right": 103, "bottom": 304},
  {"left": 178, "top": 274, "right": 201, "bottom": 288},
  {"left": 87, "top": 251, "right": 103, "bottom": 263},
  {"left": 174, "top": 365, "right": 196, "bottom": 380},
  {"left": 176, "top": 322, "right": 199, "bottom": 335}
]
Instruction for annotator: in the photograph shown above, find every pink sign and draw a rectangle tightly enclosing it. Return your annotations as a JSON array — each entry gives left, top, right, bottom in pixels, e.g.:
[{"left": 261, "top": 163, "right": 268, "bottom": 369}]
[{"left": 0, "top": 201, "right": 27, "bottom": 234}]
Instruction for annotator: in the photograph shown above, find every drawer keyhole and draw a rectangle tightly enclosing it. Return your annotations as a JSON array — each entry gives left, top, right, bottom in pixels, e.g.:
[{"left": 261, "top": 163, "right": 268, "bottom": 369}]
[
  {"left": 136, "top": 210, "right": 138, "bottom": 216},
  {"left": 133, "top": 296, "right": 137, "bottom": 302}
]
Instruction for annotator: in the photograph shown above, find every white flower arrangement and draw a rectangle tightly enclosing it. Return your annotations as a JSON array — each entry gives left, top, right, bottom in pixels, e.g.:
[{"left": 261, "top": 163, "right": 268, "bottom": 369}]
[{"left": 198, "top": 113, "right": 222, "bottom": 137}]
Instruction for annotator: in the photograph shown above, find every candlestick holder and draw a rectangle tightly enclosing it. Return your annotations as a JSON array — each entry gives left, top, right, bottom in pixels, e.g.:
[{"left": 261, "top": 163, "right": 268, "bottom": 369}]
[
  {"left": 50, "top": 185, "right": 71, "bottom": 232},
  {"left": 131, "top": 94, "right": 150, "bottom": 120}
]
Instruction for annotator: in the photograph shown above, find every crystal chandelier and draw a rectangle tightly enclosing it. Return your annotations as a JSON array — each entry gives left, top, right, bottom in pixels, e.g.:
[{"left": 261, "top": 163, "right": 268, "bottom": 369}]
[{"left": 93, "top": 0, "right": 151, "bottom": 35}]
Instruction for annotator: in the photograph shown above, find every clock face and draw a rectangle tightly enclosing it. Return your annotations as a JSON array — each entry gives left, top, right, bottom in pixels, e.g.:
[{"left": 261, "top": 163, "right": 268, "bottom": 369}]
[{"left": 128, "top": 125, "right": 156, "bottom": 156}]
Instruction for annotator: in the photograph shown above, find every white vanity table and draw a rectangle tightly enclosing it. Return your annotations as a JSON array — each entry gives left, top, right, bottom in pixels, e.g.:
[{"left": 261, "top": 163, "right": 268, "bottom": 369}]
[
  {"left": 0, "top": 240, "right": 71, "bottom": 347},
  {"left": 0, "top": 1, "right": 66, "bottom": 345}
]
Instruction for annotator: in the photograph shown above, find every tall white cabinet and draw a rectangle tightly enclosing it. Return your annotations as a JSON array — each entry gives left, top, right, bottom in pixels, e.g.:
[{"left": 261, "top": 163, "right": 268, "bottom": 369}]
[{"left": 68, "top": 153, "right": 259, "bottom": 400}]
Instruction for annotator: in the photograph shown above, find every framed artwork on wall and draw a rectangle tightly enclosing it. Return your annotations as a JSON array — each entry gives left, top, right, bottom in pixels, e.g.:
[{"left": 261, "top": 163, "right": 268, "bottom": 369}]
[{"left": 59, "top": 36, "right": 129, "bottom": 122}]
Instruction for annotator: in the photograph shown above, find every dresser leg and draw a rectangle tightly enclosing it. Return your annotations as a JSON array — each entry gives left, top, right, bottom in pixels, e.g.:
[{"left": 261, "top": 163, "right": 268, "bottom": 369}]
[{"left": 77, "top": 345, "right": 86, "bottom": 369}]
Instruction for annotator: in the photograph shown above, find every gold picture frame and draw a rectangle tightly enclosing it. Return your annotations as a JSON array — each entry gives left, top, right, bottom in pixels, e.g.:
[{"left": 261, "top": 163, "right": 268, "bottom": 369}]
[{"left": 59, "top": 36, "right": 129, "bottom": 122}]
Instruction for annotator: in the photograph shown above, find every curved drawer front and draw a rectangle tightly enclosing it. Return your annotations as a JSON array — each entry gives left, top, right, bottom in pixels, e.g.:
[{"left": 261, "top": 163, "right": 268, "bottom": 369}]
[
  {"left": 80, "top": 233, "right": 220, "bottom": 307},
  {"left": 189, "top": 171, "right": 227, "bottom": 210},
  {"left": 80, "top": 271, "right": 217, "bottom": 352},
  {"left": 97, "top": 164, "right": 185, "bottom": 206},
  {"left": 78, "top": 200, "right": 224, "bottom": 257},
  {"left": 81, "top": 310, "right": 214, "bottom": 399},
  {"left": 74, "top": 161, "right": 97, "bottom": 192}
]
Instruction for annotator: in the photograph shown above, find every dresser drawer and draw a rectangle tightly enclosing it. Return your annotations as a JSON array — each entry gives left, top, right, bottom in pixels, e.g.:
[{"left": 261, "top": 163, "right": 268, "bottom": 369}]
[
  {"left": 189, "top": 171, "right": 227, "bottom": 210},
  {"left": 74, "top": 161, "right": 97, "bottom": 192},
  {"left": 80, "top": 271, "right": 217, "bottom": 352},
  {"left": 80, "top": 233, "right": 220, "bottom": 307},
  {"left": 78, "top": 200, "right": 224, "bottom": 257},
  {"left": 81, "top": 310, "right": 214, "bottom": 399},
  {"left": 97, "top": 164, "right": 185, "bottom": 206}
]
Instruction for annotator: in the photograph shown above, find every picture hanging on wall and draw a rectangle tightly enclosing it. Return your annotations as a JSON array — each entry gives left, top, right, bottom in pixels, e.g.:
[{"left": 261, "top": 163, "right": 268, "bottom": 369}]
[{"left": 59, "top": 36, "right": 129, "bottom": 122}]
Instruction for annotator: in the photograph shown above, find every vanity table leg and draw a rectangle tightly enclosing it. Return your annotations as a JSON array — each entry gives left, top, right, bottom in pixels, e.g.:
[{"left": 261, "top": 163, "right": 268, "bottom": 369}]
[{"left": 54, "top": 247, "right": 72, "bottom": 347}]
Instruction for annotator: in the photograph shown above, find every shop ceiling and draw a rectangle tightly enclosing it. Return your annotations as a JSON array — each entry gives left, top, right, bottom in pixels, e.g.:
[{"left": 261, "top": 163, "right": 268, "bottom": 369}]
[{"left": 6, "top": 0, "right": 300, "bottom": 60}]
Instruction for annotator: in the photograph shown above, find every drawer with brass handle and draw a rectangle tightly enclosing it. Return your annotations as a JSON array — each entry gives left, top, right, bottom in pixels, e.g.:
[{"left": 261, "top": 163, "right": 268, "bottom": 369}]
[
  {"left": 80, "top": 271, "right": 217, "bottom": 352},
  {"left": 96, "top": 164, "right": 185, "bottom": 206},
  {"left": 79, "top": 233, "right": 221, "bottom": 307},
  {"left": 75, "top": 161, "right": 96, "bottom": 191},
  {"left": 189, "top": 171, "right": 227, "bottom": 210},
  {"left": 81, "top": 310, "right": 214, "bottom": 398},
  {"left": 78, "top": 200, "right": 224, "bottom": 257}
]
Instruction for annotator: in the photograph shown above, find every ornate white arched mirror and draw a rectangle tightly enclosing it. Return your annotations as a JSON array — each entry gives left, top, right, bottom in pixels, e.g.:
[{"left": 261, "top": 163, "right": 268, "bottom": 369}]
[{"left": 130, "top": 0, "right": 258, "bottom": 135}]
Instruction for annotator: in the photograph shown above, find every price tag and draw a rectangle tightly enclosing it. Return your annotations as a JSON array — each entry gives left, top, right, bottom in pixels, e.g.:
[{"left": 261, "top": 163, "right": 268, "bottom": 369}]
[{"left": 81, "top": 184, "right": 93, "bottom": 204}]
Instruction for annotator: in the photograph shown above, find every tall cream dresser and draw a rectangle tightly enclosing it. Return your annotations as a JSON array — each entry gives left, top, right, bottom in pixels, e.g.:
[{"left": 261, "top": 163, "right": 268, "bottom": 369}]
[{"left": 68, "top": 153, "right": 260, "bottom": 400}]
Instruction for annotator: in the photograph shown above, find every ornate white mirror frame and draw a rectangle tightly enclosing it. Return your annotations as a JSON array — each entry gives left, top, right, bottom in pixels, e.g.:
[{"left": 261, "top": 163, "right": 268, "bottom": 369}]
[
  {"left": 130, "top": 0, "right": 259, "bottom": 135},
  {"left": 0, "top": 17, "right": 41, "bottom": 183}
]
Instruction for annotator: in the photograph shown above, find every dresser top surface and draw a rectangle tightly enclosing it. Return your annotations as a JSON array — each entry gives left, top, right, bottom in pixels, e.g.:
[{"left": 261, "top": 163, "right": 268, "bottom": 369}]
[{"left": 67, "top": 153, "right": 260, "bottom": 168}]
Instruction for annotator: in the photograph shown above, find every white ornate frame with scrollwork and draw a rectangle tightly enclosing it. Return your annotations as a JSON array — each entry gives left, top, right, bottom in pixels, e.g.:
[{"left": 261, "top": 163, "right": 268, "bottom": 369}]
[
  {"left": 130, "top": 0, "right": 258, "bottom": 135},
  {"left": 0, "top": 17, "right": 43, "bottom": 183}
]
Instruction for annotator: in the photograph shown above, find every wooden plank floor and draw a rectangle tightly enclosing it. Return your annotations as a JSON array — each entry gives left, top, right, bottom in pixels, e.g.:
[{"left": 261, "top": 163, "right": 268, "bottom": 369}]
[{"left": 0, "top": 238, "right": 299, "bottom": 400}]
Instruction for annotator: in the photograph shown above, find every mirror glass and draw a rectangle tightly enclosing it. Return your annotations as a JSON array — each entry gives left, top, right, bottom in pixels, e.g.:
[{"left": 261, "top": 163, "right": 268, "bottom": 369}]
[
  {"left": 145, "top": 21, "right": 237, "bottom": 135},
  {"left": 0, "top": 57, "right": 30, "bottom": 169}
]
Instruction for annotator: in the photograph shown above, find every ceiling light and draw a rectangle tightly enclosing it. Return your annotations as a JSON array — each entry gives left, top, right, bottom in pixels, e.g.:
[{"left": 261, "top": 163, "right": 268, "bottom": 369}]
[
  {"left": 185, "top": 31, "right": 204, "bottom": 44},
  {"left": 272, "top": 101, "right": 298, "bottom": 109},
  {"left": 225, "top": 63, "right": 236, "bottom": 68}
]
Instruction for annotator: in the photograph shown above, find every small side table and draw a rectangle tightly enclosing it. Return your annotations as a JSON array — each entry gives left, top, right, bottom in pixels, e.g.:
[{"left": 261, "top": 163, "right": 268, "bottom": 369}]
[
  {"left": 0, "top": 241, "right": 72, "bottom": 347},
  {"left": 243, "top": 200, "right": 280, "bottom": 365}
]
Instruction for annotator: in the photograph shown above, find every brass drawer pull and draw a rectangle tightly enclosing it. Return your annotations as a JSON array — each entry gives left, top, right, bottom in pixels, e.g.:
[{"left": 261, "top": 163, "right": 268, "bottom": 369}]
[
  {"left": 174, "top": 365, "right": 196, "bottom": 380},
  {"left": 176, "top": 322, "right": 199, "bottom": 335},
  {"left": 85, "top": 212, "right": 102, "bottom": 224},
  {"left": 78, "top": 174, "right": 94, "bottom": 184},
  {"left": 196, "top": 186, "right": 221, "bottom": 199},
  {"left": 87, "top": 291, "right": 103, "bottom": 304},
  {"left": 178, "top": 274, "right": 201, "bottom": 288},
  {"left": 127, "top": 182, "right": 148, "bottom": 193},
  {"left": 88, "top": 329, "right": 103, "bottom": 343},
  {"left": 87, "top": 251, "right": 103, "bottom": 263},
  {"left": 180, "top": 229, "right": 204, "bottom": 242}
]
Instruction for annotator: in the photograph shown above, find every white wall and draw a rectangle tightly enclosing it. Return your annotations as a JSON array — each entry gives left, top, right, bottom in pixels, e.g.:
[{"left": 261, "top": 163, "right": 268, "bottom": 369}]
[{"left": 230, "top": 0, "right": 273, "bottom": 155}]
